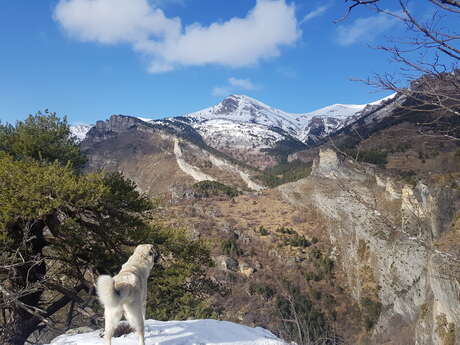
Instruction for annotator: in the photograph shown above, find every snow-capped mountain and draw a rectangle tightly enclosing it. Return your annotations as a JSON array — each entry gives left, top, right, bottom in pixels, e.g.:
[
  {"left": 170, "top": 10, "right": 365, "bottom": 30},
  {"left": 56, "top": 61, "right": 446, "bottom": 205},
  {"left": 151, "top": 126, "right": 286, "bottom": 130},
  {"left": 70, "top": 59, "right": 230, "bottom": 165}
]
[
  {"left": 182, "top": 94, "right": 396, "bottom": 143},
  {"left": 70, "top": 124, "right": 93, "bottom": 142},
  {"left": 76, "top": 93, "right": 396, "bottom": 168},
  {"left": 185, "top": 94, "right": 302, "bottom": 137},
  {"left": 295, "top": 103, "right": 368, "bottom": 143},
  {"left": 173, "top": 94, "right": 395, "bottom": 157}
]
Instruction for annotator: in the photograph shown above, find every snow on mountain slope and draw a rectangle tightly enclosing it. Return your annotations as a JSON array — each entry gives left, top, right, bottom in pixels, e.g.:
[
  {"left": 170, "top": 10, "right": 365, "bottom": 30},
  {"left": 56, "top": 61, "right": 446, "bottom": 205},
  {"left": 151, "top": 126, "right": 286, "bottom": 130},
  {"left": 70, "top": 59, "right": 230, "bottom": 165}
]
[
  {"left": 70, "top": 124, "right": 93, "bottom": 142},
  {"left": 137, "top": 116, "right": 155, "bottom": 122},
  {"left": 186, "top": 94, "right": 302, "bottom": 136},
  {"left": 182, "top": 94, "right": 394, "bottom": 145},
  {"left": 46, "top": 319, "right": 286, "bottom": 345},
  {"left": 158, "top": 93, "right": 396, "bottom": 165},
  {"left": 369, "top": 92, "right": 397, "bottom": 106},
  {"left": 300, "top": 103, "right": 366, "bottom": 120},
  {"left": 195, "top": 119, "right": 285, "bottom": 149},
  {"left": 295, "top": 104, "right": 367, "bottom": 143}
]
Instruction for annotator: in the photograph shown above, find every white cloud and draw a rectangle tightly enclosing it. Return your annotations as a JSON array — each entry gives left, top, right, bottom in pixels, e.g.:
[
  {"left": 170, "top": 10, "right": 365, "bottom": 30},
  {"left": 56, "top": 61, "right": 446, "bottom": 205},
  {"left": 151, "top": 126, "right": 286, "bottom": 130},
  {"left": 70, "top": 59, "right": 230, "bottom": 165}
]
[
  {"left": 336, "top": 12, "right": 398, "bottom": 46},
  {"left": 212, "top": 87, "right": 231, "bottom": 97},
  {"left": 54, "top": 0, "right": 180, "bottom": 45},
  {"left": 54, "top": 0, "right": 300, "bottom": 73},
  {"left": 301, "top": 5, "right": 328, "bottom": 24},
  {"left": 152, "top": 0, "right": 187, "bottom": 7},
  {"left": 212, "top": 77, "right": 257, "bottom": 97},
  {"left": 228, "top": 77, "right": 256, "bottom": 90}
]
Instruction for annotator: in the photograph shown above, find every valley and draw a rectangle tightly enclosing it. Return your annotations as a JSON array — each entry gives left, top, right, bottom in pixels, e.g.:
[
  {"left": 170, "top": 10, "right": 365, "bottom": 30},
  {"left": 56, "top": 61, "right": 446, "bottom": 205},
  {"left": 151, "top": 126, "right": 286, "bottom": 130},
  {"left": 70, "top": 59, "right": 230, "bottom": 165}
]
[{"left": 71, "top": 85, "right": 460, "bottom": 345}]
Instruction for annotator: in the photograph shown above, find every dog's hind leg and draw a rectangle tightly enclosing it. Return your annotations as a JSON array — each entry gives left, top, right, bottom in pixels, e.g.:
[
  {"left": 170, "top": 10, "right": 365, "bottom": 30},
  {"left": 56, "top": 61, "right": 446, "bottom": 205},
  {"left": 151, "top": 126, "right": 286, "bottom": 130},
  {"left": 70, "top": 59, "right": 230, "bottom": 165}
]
[
  {"left": 124, "top": 302, "right": 145, "bottom": 345},
  {"left": 104, "top": 307, "right": 123, "bottom": 345}
]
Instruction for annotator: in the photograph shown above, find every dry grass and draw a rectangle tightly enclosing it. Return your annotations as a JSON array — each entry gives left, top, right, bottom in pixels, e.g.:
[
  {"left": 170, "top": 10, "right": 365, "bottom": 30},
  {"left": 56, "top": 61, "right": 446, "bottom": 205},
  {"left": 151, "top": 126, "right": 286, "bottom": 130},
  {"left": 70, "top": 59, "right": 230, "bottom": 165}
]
[{"left": 159, "top": 188, "right": 362, "bottom": 344}]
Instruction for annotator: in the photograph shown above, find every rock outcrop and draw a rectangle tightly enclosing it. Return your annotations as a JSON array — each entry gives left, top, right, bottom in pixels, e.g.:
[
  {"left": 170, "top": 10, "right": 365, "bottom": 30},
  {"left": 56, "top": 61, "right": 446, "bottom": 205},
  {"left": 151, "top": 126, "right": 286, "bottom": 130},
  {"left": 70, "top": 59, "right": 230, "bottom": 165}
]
[{"left": 279, "top": 149, "right": 460, "bottom": 345}]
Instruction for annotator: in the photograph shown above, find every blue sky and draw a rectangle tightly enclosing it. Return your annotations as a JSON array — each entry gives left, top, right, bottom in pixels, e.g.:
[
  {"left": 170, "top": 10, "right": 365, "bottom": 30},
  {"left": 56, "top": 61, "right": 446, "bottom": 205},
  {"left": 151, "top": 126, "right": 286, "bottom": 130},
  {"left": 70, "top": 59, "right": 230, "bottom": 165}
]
[{"left": 0, "top": 0, "right": 439, "bottom": 124}]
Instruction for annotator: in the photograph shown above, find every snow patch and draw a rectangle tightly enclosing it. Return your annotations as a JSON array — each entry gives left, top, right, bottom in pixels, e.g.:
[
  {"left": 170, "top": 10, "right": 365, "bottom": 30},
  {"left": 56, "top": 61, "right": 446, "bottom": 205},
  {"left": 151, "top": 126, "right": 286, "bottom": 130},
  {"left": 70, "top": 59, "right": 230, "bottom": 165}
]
[
  {"left": 299, "top": 103, "right": 366, "bottom": 120},
  {"left": 137, "top": 117, "right": 156, "bottom": 123},
  {"left": 195, "top": 120, "right": 285, "bottom": 150},
  {"left": 46, "top": 319, "right": 286, "bottom": 345},
  {"left": 48, "top": 320, "right": 286, "bottom": 345},
  {"left": 369, "top": 92, "right": 397, "bottom": 106}
]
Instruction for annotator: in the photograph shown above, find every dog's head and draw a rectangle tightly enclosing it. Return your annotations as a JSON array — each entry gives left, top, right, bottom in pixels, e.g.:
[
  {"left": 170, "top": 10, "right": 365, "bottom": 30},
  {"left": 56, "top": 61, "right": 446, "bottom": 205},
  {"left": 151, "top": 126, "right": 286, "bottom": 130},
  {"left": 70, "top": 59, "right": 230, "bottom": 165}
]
[{"left": 133, "top": 244, "right": 160, "bottom": 267}]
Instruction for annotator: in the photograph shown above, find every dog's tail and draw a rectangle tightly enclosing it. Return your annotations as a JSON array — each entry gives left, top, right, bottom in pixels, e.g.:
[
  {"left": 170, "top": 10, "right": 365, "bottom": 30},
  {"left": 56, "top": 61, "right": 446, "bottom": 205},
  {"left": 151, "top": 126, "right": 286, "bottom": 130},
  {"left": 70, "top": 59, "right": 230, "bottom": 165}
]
[{"left": 96, "top": 275, "right": 125, "bottom": 308}]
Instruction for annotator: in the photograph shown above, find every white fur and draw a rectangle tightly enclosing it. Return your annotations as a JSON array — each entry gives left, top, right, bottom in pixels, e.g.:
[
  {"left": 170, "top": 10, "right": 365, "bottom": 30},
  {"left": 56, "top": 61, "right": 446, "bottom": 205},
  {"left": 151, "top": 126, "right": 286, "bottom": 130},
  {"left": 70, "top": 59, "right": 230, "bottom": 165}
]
[{"left": 96, "top": 244, "right": 158, "bottom": 345}]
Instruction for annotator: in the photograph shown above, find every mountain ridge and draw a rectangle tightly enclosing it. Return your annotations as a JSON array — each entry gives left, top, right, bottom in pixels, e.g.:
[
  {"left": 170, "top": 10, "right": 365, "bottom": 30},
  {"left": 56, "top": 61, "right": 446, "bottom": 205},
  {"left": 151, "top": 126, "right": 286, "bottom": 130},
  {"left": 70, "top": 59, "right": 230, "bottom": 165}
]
[
  {"left": 71, "top": 94, "right": 396, "bottom": 168},
  {"left": 71, "top": 93, "right": 394, "bottom": 144}
]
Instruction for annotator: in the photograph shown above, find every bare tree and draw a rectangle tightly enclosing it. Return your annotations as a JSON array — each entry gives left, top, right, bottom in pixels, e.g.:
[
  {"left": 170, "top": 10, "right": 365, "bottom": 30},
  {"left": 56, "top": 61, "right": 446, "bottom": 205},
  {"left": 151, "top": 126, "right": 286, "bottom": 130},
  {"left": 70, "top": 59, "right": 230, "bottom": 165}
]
[{"left": 339, "top": 0, "right": 460, "bottom": 139}]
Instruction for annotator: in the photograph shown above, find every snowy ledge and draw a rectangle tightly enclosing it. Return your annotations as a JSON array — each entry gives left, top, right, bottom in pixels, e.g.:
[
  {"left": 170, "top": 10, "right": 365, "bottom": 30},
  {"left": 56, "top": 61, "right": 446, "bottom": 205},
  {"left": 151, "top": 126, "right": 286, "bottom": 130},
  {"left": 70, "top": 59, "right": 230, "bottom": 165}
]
[{"left": 46, "top": 319, "right": 287, "bottom": 345}]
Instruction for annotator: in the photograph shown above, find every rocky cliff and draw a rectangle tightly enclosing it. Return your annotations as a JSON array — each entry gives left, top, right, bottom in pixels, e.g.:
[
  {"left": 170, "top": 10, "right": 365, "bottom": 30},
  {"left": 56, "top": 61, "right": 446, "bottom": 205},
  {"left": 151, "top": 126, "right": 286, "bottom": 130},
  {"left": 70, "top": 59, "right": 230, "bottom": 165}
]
[{"left": 279, "top": 149, "right": 460, "bottom": 345}]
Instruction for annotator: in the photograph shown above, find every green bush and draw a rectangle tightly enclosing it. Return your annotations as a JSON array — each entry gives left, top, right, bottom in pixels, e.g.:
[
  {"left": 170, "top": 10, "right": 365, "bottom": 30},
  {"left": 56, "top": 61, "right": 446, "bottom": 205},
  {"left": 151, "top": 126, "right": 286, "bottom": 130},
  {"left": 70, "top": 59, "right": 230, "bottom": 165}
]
[
  {"left": 339, "top": 147, "right": 388, "bottom": 167},
  {"left": 320, "top": 257, "right": 334, "bottom": 275},
  {"left": 192, "top": 180, "right": 241, "bottom": 198},
  {"left": 400, "top": 170, "right": 417, "bottom": 186},
  {"left": 258, "top": 226, "right": 270, "bottom": 236},
  {"left": 284, "top": 234, "right": 312, "bottom": 248},
  {"left": 304, "top": 271, "right": 316, "bottom": 281},
  {"left": 310, "top": 248, "right": 322, "bottom": 260},
  {"left": 221, "top": 238, "right": 243, "bottom": 257},
  {"left": 276, "top": 226, "right": 296, "bottom": 235},
  {"left": 256, "top": 160, "right": 312, "bottom": 188},
  {"left": 249, "top": 282, "right": 276, "bottom": 300},
  {"left": 304, "top": 249, "right": 335, "bottom": 282},
  {"left": 361, "top": 297, "right": 382, "bottom": 331},
  {"left": 277, "top": 227, "right": 311, "bottom": 248},
  {"left": 357, "top": 150, "right": 388, "bottom": 167}
]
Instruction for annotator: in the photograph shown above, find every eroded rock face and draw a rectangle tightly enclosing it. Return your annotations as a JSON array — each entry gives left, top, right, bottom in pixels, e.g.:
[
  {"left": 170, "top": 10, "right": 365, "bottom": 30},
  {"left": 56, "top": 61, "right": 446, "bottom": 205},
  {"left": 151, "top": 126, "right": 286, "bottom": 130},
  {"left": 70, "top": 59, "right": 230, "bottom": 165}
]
[
  {"left": 280, "top": 148, "right": 460, "bottom": 345},
  {"left": 311, "top": 149, "right": 341, "bottom": 177}
]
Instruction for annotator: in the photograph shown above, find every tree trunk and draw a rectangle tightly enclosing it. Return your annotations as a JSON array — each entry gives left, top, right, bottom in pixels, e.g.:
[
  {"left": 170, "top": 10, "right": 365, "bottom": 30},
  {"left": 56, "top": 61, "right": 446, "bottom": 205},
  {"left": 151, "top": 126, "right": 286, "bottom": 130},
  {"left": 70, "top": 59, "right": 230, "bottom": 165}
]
[{"left": 4, "top": 320, "right": 37, "bottom": 345}]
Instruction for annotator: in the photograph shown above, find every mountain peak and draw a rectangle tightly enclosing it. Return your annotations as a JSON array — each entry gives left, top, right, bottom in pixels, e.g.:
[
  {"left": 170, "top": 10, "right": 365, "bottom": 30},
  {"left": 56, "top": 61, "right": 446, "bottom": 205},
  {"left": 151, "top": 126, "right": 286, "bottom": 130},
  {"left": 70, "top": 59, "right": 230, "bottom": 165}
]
[
  {"left": 224, "top": 94, "right": 261, "bottom": 103},
  {"left": 218, "top": 94, "right": 271, "bottom": 113},
  {"left": 186, "top": 94, "right": 298, "bottom": 132}
]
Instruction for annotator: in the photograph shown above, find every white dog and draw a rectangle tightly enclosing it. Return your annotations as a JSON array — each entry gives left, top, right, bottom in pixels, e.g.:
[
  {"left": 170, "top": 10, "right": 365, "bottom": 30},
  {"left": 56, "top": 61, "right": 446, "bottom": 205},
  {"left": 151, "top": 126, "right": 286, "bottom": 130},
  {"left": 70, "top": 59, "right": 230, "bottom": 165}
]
[{"left": 96, "top": 244, "right": 159, "bottom": 345}]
